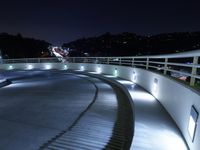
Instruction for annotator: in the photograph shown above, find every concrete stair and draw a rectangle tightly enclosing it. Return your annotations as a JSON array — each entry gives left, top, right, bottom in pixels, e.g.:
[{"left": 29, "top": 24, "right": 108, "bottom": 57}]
[{"left": 40, "top": 76, "right": 133, "bottom": 150}]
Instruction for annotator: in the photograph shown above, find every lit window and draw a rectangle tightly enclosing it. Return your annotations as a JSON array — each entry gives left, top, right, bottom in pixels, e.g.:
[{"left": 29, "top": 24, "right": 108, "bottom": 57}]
[{"left": 188, "top": 106, "right": 198, "bottom": 141}]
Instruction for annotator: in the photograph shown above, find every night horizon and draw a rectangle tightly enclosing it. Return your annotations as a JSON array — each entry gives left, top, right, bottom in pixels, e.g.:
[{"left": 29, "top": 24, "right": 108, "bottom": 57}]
[
  {"left": 1, "top": 0, "right": 200, "bottom": 45},
  {"left": 2, "top": 30, "right": 200, "bottom": 45}
]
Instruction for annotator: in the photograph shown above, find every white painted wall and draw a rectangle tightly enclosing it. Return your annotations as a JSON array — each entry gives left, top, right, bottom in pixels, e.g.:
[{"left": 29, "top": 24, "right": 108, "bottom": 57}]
[{"left": 0, "top": 62, "right": 200, "bottom": 150}]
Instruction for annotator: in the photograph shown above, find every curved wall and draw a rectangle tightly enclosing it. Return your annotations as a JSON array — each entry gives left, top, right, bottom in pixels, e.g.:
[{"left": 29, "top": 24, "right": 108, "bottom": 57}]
[{"left": 0, "top": 62, "right": 200, "bottom": 150}]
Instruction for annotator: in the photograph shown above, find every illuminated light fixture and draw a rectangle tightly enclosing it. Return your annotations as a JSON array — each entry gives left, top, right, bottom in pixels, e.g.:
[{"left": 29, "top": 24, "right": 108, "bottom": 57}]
[
  {"left": 81, "top": 65, "right": 84, "bottom": 71},
  {"left": 153, "top": 78, "right": 158, "bottom": 93},
  {"left": 64, "top": 64, "right": 68, "bottom": 70},
  {"left": 133, "top": 71, "right": 137, "bottom": 82},
  {"left": 114, "top": 68, "right": 118, "bottom": 76},
  {"left": 27, "top": 64, "right": 33, "bottom": 70},
  {"left": 188, "top": 106, "right": 198, "bottom": 141},
  {"left": 97, "top": 66, "right": 101, "bottom": 74},
  {"left": 45, "top": 64, "right": 51, "bottom": 70},
  {"left": 8, "top": 65, "right": 13, "bottom": 70}
]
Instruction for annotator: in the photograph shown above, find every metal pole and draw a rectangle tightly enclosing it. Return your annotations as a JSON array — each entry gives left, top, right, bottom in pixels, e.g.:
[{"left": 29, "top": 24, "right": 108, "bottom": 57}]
[
  {"left": 107, "top": 58, "right": 110, "bottom": 64},
  {"left": 119, "top": 58, "right": 121, "bottom": 65},
  {"left": 146, "top": 58, "right": 149, "bottom": 69},
  {"left": 132, "top": 58, "right": 134, "bottom": 67},
  {"left": 190, "top": 56, "right": 198, "bottom": 86},
  {"left": 164, "top": 58, "right": 168, "bottom": 75}
]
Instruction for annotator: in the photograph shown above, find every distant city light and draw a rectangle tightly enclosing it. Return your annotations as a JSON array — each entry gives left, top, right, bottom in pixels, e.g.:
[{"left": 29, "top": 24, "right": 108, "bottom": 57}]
[{"left": 49, "top": 46, "right": 69, "bottom": 62}]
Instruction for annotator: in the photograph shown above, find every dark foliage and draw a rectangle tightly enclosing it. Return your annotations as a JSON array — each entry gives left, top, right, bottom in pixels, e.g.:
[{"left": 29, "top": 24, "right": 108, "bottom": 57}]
[
  {"left": 0, "top": 33, "right": 51, "bottom": 58},
  {"left": 1, "top": 32, "right": 200, "bottom": 58},
  {"left": 63, "top": 32, "right": 200, "bottom": 57}
]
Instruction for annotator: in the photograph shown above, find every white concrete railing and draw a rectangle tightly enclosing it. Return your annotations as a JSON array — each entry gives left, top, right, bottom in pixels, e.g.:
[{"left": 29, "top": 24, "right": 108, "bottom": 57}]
[
  {"left": 0, "top": 50, "right": 200, "bottom": 150},
  {"left": 1, "top": 49, "right": 200, "bottom": 86}
]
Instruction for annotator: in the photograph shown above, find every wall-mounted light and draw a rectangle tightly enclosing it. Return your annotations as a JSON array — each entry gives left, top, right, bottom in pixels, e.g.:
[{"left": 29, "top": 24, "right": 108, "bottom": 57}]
[
  {"left": 97, "top": 66, "right": 101, "bottom": 74},
  {"left": 8, "top": 65, "right": 13, "bottom": 70},
  {"left": 153, "top": 78, "right": 158, "bottom": 93},
  {"left": 81, "top": 65, "right": 84, "bottom": 71},
  {"left": 45, "top": 64, "right": 51, "bottom": 70},
  {"left": 133, "top": 71, "right": 137, "bottom": 82},
  {"left": 188, "top": 106, "right": 198, "bottom": 141},
  {"left": 64, "top": 64, "right": 68, "bottom": 70},
  {"left": 114, "top": 68, "right": 118, "bottom": 76},
  {"left": 27, "top": 64, "right": 33, "bottom": 70}
]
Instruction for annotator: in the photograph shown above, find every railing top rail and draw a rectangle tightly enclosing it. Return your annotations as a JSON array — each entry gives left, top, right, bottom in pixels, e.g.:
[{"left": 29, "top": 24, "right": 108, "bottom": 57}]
[
  {"left": 69, "top": 49, "right": 200, "bottom": 59},
  {"left": 67, "top": 49, "right": 200, "bottom": 59},
  {"left": 142, "top": 49, "right": 200, "bottom": 59},
  {"left": 0, "top": 49, "right": 200, "bottom": 87}
]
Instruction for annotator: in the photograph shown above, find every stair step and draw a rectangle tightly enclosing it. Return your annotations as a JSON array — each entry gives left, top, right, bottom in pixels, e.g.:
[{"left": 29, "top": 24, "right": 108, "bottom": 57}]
[{"left": 54, "top": 138, "right": 104, "bottom": 149}]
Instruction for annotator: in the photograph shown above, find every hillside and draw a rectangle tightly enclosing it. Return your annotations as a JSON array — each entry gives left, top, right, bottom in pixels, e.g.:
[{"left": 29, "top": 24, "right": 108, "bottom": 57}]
[
  {"left": 0, "top": 33, "right": 51, "bottom": 58},
  {"left": 63, "top": 32, "right": 200, "bottom": 57}
]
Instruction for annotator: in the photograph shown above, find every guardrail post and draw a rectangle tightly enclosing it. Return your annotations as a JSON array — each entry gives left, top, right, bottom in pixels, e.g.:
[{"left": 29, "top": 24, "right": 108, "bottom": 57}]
[
  {"left": 146, "top": 58, "right": 149, "bottom": 69},
  {"left": 164, "top": 58, "right": 168, "bottom": 75},
  {"left": 190, "top": 56, "right": 198, "bottom": 86},
  {"left": 119, "top": 58, "right": 121, "bottom": 65},
  {"left": 107, "top": 58, "right": 110, "bottom": 64},
  {"left": 132, "top": 58, "right": 134, "bottom": 67}
]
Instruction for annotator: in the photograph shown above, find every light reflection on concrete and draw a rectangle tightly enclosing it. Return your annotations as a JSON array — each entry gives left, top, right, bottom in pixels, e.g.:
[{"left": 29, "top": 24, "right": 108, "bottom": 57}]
[
  {"left": 115, "top": 78, "right": 188, "bottom": 150},
  {"left": 103, "top": 75, "right": 116, "bottom": 78}
]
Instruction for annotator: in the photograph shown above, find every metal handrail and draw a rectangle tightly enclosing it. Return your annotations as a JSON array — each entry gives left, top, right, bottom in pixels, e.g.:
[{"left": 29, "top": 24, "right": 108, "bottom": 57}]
[{"left": 1, "top": 49, "right": 200, "bottom": 86}]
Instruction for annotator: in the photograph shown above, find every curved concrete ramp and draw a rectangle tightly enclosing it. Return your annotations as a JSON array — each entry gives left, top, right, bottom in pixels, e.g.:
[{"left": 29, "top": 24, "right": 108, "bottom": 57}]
[
  {"left": 40, "top": 74, "right": 133, "bottom": 150},
  {"left": 0, "top": 71, "right": 96, "bottom": 150},
  {"left": 73, "top": 72, "right": 188, "bottom": 150},
  {"left": 0, "top": 71, "right": 133, "bottom": 150}
]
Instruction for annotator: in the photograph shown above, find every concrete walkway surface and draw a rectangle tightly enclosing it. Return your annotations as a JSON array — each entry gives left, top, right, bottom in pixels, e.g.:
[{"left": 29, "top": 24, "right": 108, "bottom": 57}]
[{"left": 0, "top": 70, "right": 188, "bottom": 150}]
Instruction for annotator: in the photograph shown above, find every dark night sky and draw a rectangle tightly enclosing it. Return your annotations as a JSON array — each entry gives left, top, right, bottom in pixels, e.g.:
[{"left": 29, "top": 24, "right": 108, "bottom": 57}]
[{"left": 0, "top": 0, "right": 200, "bottom": 45}]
